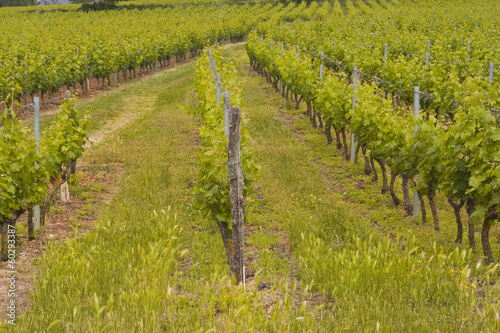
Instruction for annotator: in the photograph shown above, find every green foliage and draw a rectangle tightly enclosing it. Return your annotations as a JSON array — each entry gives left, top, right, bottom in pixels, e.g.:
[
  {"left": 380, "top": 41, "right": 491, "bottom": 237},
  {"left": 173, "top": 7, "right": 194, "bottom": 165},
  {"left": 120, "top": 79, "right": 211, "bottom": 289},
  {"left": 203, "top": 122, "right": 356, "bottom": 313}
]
[
  {"left": 0, "top": 96, "right": 89, "bottom": 222},
  {"left": 444, "top": 105, "right": 500, "bottom": 221},
  {"left": 0, "top": 0, "right": 35, "bottom": 7},
  {"left": 0, "top": 112, "right": 47, "bottom": 219},
  {"left": 78, "top": 0, "right": 119, "bottom": 12},
  {"left": 40, "top": 97, "right": 90, "bottom": 177},
  {"left": 0, "top": 2, "right": 274, "bottom": 103},
  {"left": 249, "top": 0, "right": 500, "bottom": 225},
  {"left": 193, "top": 48, "right": 259, "bottom": 224}
]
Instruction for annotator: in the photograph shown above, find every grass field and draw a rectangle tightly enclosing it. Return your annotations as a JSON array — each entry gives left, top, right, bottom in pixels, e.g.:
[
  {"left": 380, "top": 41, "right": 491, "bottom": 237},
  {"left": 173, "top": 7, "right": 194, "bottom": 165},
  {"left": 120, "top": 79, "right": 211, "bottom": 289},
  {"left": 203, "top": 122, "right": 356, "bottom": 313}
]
[{"left": 3, "top": 43, "right": 500, "bottom": 332}]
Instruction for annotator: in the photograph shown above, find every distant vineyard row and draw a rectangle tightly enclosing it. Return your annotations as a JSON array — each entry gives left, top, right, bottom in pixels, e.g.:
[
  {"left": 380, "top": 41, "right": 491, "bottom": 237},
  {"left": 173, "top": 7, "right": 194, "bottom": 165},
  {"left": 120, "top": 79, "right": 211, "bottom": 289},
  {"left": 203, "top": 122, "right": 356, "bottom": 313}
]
[{"left": 0, "top": 1, "right": 318, "bottom": 106}]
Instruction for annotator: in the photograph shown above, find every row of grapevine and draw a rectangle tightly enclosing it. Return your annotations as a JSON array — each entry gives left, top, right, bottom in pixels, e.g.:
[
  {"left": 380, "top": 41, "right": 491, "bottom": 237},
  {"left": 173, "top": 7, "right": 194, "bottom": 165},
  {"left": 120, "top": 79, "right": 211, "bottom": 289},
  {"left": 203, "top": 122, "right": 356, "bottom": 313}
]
[
  {"left": 263, "top": 2, "right": 500, "bottom": 116},
  {"left": 246, "top": 2, "right": 500, "bottom": 262},
  {"left": 0, "top": 97, "right": 89, "bottom": 261},
  {"left": 193, "top": 47, "right": 259, "bottom": 282},
  {"left": 0, "top": 2, "right": 301, "bottom": 107}
]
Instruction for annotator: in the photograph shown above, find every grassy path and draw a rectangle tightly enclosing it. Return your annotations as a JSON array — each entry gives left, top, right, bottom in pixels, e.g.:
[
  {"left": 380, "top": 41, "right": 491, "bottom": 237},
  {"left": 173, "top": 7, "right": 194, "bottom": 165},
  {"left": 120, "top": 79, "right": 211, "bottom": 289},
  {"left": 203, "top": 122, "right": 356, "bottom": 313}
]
[
  {"left": 9, "top": 61, "right": 203, "bottom": 331},
  {"left": 5, "top": 44, "right": 499, "bottom": 332}
]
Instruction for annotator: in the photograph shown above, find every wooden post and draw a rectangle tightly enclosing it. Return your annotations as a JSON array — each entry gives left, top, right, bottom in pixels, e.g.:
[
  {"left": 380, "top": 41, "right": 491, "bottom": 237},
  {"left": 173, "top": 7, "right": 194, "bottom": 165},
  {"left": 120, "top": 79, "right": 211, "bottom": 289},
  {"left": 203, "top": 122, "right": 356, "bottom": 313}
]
[
  {"left": 384, "top": 43, "right": 387, "bottom": 67},
  {"left": 154, "top": 40, "right": 158, "bottom": 71},
  {"left": 350, "top": 66, "right": 358, "bottom": 163},
  {"left": 34, "top": 97, "right": 40, "bottom": 230},
  {"left": 223, "top": 90, "right": 229, "bottom": 141},
  {"left": 226, "top": 95, "right": 245, "bottom": 284},
  {"left": 319, "top": 51, "right": 324, "bottom": 80},
  {"left": 413, "top": 86, "right": 420, "bottom": 219},
  {"left": 280, "top": 43, "right": 284, "bottom": 95},
  {"left": 85, "top": 54, "right": 89, "bottom": 92},
  {"left": 467, "top": 40, "right": 470, "bottom": 62},
  {"left": 24, "top": 69, "right": 27, "bottom": 106},
  {"left": 216, "top": 73, "right": 221, "bottom": 105},
  {"left": 211, "top": 59, "right": 217, "bottom": 77},
  {"left": 61, "top": 182, "right": 71, "bottom": 203},
  {"left": 489, "top": 62, "right": 494, "bottom": 83}
]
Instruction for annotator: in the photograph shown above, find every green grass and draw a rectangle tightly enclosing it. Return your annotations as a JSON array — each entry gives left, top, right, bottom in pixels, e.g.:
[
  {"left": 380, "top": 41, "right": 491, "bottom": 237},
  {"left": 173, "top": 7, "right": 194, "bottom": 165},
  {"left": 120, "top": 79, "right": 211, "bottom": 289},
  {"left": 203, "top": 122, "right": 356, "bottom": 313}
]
[
  {"left": 225, "top": 43, "right": 500, "bottom": 331},
  {"left": 5, "top": 43, "right": 500, "bottom": 332}
]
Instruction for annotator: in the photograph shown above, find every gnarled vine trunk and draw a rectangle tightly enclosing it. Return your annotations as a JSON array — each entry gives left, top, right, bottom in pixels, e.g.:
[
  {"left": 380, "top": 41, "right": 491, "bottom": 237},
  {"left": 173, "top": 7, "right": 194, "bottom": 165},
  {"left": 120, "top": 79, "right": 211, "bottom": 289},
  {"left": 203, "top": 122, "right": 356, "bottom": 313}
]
[
  {"left": 341, "top": 129, "right": 349, "bottom": 161},
  {"left": 376, "top": 158, "right": 389, "bottom": 194},
  {"left": 27, "top": 208, "right": 34, "bottom": 241},
  {"left": 466, "top": 199, "right": 476, "bottom": 249},
  {"left": 482, "top": 213, "right": 493, "bottom": 264},
  {"left": 447, "top": 194, "right": 465, "bottom": 243},
  {"left": 295, "top": 94, "right": 302, "bottom": 110},
  {"left": 427, "top": 180, "right": 440, "bottom": 231},
  {"left": 389, "top": 170, "right": 401, "bottom": 206},
  {"left": 354, "top": 138, "right": 361, "bottom": 163},
  {"left": 401, "top": 173, "right": 412, "bottom": 217},
  {"left": 361, "top": 145, "right": 372, "bottom": 175},
  {"left": 305, "top": 101, "right": 312, "bottom": 117},
  {"left": 1, "top": 211, "right": 25, "bottom": 261},
  {"left": 325, "top": 120, "right": 333, "bottom": 144},
  {"left": 417, "top": 190, "right": 427, "bottom": 225},
  {"left": 370, "top": 157, "right": 378, "bottom": 182},
  {"left": 332, "top": 125, "right": 342, "bottom": 149},
  {"left": 215, "top": 218, "right": 233, "bottom": 264}
]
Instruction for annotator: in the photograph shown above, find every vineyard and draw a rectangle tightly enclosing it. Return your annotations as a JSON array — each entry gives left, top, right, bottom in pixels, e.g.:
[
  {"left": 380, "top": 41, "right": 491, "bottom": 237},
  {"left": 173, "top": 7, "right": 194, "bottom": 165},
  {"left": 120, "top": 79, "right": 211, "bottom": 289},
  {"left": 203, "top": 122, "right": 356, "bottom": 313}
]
[
  {"left": 247, "top": 0, "right": 500, "bottom": 262},
  {"left": 1, "top": 0, "right": 500, "bottom": 332}
]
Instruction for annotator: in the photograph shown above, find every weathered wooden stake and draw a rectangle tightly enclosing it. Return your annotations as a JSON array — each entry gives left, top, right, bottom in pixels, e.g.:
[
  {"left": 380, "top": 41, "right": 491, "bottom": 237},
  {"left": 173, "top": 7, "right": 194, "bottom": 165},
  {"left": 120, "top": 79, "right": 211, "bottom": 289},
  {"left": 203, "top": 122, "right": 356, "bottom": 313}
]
[
  {"left": 350, "top": 66, "right": 358, "bottom": 163},
  {"left": 34, "top": 97, "right": 40, "bottom": 230},
  {"left": 413, "top": 86, "right": 420, "bottom": 219},
  {"left": 319, "top": 51, "right": 324, "bottom": 80},
  {"left": 489, "top": 62, "right": 494, "bottom": 83},
  {"left": 467, "top": 40, "right": 471, "bottom": 62},
  {"left": 384, "top": 43, "right": 387, "bottom": 66},
  {"left": 211, "top": 59, "right": 217, "bottom": 77},
  {"left": 280, "top": 43, "right": 284, "bottom": 94},
  {"left": 223, "top": 90, "right": 229, "bottom": 141},
  {"left": 226, "top": 95, "right": 245, "bottom": 284},
  {"left": 216, "top": 73, "right": 221, "bottom": 105},
  {"left": 154, "top": 41, "right": 158, "bottom": 71}
]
